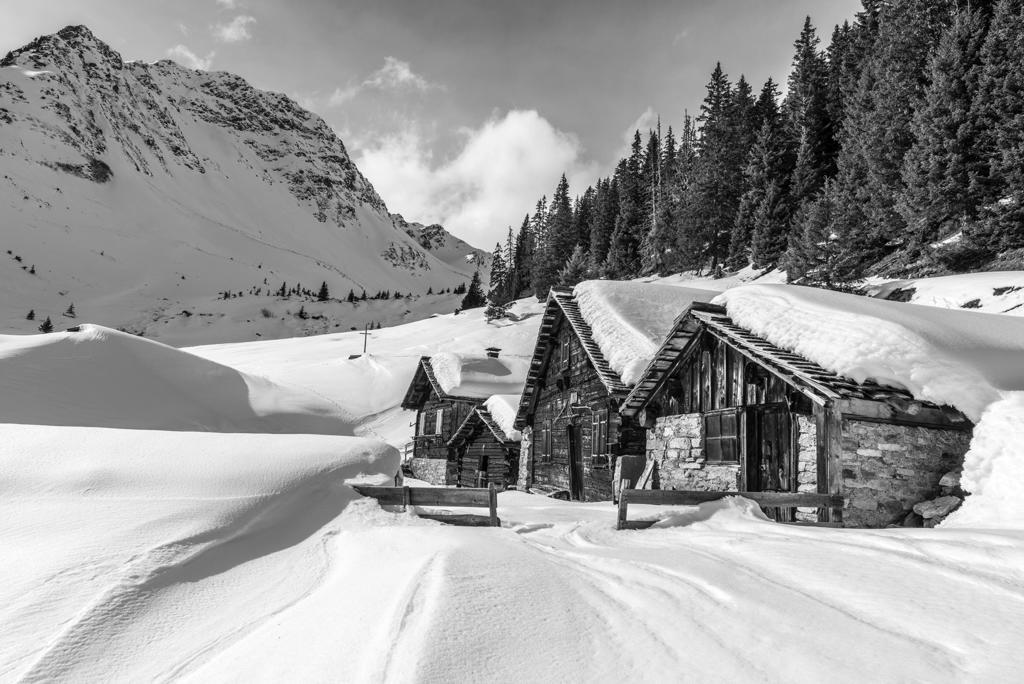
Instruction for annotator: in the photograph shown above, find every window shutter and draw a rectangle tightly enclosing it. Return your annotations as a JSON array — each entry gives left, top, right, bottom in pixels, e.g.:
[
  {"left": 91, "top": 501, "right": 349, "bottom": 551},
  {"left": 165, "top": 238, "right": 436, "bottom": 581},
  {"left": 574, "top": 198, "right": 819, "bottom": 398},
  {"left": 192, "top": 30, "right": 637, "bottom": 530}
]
[{"left": 435, "top": 408, "right": 444, "bottom": 435}]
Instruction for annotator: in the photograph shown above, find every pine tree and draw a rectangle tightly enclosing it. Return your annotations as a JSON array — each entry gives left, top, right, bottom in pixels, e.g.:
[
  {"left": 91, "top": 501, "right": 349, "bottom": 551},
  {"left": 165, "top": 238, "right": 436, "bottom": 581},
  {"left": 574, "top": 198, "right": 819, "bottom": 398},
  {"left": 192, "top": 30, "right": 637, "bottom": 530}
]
[
  {"left": 832, "top": 0, "right": 955, "bottom": 258},
  {"left": 317, "top": 281, "right": 330, "bottom": 301},
  {"left": 38, "top": 316, "right": 53, "bottom": 333},
  {"left": 588, "top": 177, "right": 618, "bottom": 273},
  {"left": 346, "top": 289, "right": 356, "bottom": 303},
  {"left": 26, "top": 309, "right": 34, "bottom": 320},
  {"left": 64, "top": 303, "right": 76, "bottom": 318},
  {"left": 529, "top": 196, "right": 550, "bottom": 298},
  {"left": 534, "top": 176, "right": 573, "bottom": 297},
  {"left": 972, "top": 0, "right": 1024, "bottom": 252},
  {"left": 513, "top": 214, "right": 533, "bottom": 297},
  {"left": 557, "top": 244, "right": 589, "bottom": 287},
  {"left": 900, "top": 9, "right": 990, "bottom": 251},
  {"left": 785, "top": 17, "right": 835, "bottom": 206},
  {"left": 786, "top": 180, "right": 841, "bottom": 286},
  {"left": 485, "top": 243, "right": 513, "bottom": 321},
  {"left": 461, "top": 269, "right": 486, "bottom": 310},
  {"left": 297, "top": 305, "right": 308, "bottom": 319}
]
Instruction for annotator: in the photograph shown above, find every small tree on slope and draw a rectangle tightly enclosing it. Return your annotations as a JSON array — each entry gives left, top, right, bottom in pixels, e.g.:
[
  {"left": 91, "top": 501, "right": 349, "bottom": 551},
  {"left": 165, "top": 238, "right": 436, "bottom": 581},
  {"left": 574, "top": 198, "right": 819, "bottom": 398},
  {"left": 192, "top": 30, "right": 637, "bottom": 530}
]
[
  {"left": 460, "top": 269, "right": 486, "bottom": 310},
  {"left": 38, "top": 316, "right": 53, "bottom": 333}
]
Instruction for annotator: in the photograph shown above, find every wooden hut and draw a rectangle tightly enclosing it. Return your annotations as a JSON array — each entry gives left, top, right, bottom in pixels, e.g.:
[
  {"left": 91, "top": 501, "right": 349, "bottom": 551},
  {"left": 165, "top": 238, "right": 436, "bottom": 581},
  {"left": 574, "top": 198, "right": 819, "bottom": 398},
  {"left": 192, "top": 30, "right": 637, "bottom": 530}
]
[
  {"left": 620, "top": 301, "right": 973, "bottom": 527},
  {"left": 447, "top": 397, "right": 521, "bottom": 488},
  {"left": 401, "top": 352, "right": 528, "bottom": 485},
  {"left": 513, "top": 288, "right": 643, "bottom": 501}
]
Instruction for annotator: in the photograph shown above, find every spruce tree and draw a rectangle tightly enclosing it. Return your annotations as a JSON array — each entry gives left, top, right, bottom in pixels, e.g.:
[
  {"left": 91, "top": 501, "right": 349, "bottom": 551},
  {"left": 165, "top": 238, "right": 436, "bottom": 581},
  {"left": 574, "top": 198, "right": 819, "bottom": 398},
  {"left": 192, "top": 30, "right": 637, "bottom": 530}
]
[
  {"left": 784, "top": 17, "right": 835, "bottom": 205},
  {"left": 317, "top": 281, "right": 330, "bottom": 301},
  {"left": 513, "top": 215, "right": 534, "bottom": 297},
  {"left": 529, "top": 196, "right": 549, "bottom": 298},
  {"left": 460, "top": 270, "right": 486, "bottom": 310},
  {"left": 38, "top": 316, "right": 53, "bottom": 333},
  {"left": 900, "top": 9, "right": 990, "bottom": 251},
  {"left": 588, "top": 177, "right": 618, "bottom": 273},
  {"left": 64, "top": 303, "right": 76, "bottom": 318},
  {"left": 973, "top": 0, "right": 1024, "bottom": 252},
  {"left": 26, "top": 309, "right": 34, "bottom": 321},
  {"left": 485, "top": 243, "right": 513, "bottom": 321},
  {"left": 557, "top": 245, "right": 589, "bottom": 287}
]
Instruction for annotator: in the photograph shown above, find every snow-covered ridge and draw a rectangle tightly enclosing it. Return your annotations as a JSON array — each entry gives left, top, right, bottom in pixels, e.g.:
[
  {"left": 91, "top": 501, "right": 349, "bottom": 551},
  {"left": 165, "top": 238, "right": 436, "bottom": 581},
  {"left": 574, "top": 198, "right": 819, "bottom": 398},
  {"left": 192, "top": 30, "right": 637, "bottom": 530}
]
[
  {"left": 714, "top": 284, "right": 1024, "bottom": 527},
  {"left": 573, "top": 280, "right": 718, "bottom": 386},
  {"left": 0, "top": 25, "right": 483, "bottom": 341}
]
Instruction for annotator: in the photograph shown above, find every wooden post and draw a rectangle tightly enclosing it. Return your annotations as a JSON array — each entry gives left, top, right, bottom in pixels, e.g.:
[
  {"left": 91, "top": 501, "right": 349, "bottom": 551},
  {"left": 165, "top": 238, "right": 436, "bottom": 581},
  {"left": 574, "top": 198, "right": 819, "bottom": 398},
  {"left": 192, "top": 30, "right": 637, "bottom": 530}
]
[
  {"left": 488, "top": 482, "right": 499, "bottom": 527},
  {"left": 402, "top": 486, "right": 410, "bottom": 512},
  {"left": 617, "top": 479, "right": 631, "bottom": 530}
]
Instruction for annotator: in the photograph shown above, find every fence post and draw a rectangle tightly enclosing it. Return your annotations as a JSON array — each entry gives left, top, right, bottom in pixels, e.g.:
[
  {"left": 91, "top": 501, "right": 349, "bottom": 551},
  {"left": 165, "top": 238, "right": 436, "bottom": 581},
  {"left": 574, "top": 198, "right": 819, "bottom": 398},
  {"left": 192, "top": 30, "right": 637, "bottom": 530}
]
[
  {"left": 488, "top": 482, "right": 499, "bottom": 527},
  {"left": 617, "top": 479, "right": 631, "bottom": 530}
]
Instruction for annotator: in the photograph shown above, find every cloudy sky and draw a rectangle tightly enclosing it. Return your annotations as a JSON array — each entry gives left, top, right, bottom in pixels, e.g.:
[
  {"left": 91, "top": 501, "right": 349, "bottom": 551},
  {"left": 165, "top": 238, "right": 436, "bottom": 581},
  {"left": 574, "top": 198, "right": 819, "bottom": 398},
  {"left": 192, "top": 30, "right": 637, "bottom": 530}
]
[{"left": 3, "top": 0, "right": 861, "bottom": 248}]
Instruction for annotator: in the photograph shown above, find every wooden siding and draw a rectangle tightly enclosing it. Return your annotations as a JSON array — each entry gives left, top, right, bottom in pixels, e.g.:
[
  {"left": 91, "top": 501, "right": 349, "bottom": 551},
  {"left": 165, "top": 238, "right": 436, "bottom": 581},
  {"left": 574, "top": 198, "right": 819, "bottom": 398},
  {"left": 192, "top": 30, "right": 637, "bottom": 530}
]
[
  {"left": 411, "top": 390, "right": 476, "bottom": 461},
  {"left": 528, "top": 317, "right": 644, "bottom": 501},
  {"left": 451, "top": 426, "right": 517, "bottom": 488}
]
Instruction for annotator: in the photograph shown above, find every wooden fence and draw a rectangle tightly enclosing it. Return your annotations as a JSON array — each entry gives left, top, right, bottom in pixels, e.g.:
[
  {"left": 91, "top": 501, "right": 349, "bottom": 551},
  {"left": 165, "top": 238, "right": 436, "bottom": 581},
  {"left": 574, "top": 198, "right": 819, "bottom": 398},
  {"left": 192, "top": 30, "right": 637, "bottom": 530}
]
[
  {"left": 353, "top": 483, "right": 500, "bottom": 527},
  {"left": 616, "top": 480, "right": 845, "bottom": 530}
]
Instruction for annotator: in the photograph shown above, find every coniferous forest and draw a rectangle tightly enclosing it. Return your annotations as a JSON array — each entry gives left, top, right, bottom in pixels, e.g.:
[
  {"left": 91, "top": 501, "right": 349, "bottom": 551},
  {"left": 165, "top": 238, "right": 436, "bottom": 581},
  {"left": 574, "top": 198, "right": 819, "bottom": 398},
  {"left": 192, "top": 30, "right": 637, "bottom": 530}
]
[{"left": 487, "top": 0, "right": 1024, "bottom": 306}]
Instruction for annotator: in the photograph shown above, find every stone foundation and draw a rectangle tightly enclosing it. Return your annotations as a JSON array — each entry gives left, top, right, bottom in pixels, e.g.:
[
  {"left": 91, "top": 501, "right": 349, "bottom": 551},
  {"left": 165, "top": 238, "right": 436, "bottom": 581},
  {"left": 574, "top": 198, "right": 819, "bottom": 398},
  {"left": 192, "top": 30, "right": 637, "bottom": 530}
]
[
  {"left": 795, "top": 414, "right": 818, "bottom": 522},
  {"left": 839, "top": 419, "right": 970, "bottom": 527},
  {"left": 646, "top": 413, "right": 741, "bottom": 491},
  {"left": 409, "top": 457, "right": 448, "bottom": 485}
]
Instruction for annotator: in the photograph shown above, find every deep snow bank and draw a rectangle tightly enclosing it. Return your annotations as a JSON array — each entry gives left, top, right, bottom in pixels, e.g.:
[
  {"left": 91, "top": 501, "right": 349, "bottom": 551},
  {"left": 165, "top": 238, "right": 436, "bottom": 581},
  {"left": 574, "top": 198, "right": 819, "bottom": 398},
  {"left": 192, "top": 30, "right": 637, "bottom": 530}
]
[
  {"left": 714, "top": 284, "right": 1024, "bottom": 527},
  {"left": 0, "top": 324, "right": 355, "bottom": 433},
  {"left": 574, "top": 281, "right": 717, "bottom": 385},
  {"left": 0, "top": 424, "right": 397, "bottom": 681}
]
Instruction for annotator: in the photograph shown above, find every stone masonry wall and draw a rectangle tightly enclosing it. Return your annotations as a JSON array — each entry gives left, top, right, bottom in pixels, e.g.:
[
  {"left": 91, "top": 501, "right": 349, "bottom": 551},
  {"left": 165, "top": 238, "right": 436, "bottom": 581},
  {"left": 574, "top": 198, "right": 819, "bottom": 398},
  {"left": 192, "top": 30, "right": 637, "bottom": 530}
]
[
  {"left": 840, "top": 419, "right": 971, "bottom": 527},
  {"left": 646, "top": 414, "right": 741, "bottom": 491},
  {"left": 409, "top": 457, "right": 448, "bottom": 486},
  {"left": 795, "top": 414, "right": 818, "bottom": 522},
  {"left": 516, "top": 426, "right": 533, "bottom": 490}
]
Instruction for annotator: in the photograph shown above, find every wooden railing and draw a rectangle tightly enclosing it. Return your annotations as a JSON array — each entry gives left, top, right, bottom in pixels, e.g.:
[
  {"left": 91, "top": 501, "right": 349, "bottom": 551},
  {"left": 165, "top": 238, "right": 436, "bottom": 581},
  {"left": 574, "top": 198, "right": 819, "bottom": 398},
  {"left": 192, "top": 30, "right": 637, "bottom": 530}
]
[
  {"left": 616, "top": 480, "right": 844, "bottom": 530},
  {"left": 353, "top": 483, "right": 500, "bottom": 527}
]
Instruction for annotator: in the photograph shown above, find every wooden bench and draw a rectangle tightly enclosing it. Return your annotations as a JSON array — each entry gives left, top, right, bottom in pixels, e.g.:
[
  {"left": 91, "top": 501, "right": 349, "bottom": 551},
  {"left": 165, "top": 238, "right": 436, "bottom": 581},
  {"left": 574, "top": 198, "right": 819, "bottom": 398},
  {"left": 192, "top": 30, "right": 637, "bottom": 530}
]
[
  {"left": 352, "top": 483, "right": 500, "bottom": 527},
  {"left": 616, "top": 480, "right": 845, "bottom": 530}
]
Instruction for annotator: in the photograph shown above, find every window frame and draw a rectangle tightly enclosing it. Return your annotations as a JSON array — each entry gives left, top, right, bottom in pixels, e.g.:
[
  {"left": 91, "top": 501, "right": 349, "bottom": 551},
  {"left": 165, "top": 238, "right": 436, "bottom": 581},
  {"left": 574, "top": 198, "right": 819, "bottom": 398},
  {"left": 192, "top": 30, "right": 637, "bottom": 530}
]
[{"left": 703, "top": 407, "right": 741, "bottom": 464}]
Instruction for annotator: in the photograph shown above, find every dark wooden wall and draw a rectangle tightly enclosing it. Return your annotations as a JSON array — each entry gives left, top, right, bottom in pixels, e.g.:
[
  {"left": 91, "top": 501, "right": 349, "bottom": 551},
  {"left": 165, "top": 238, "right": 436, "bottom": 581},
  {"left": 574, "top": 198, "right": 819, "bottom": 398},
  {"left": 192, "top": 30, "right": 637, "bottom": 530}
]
[
  {"left": 452, "top": 426, "right": 517, "bottom": 488},
  {"left": 527, "top": 317, "right": 643, "bottom": 501},
  {"left": 412, "top": 392, "right": 475, "bottom": 460}
]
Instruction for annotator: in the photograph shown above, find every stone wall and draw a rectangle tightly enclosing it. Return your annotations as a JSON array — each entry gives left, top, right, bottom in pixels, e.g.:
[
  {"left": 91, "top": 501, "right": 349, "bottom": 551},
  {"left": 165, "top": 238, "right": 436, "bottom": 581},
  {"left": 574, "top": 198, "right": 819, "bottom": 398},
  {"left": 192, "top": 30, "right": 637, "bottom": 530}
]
[
  {"left": 795, "top": 415, "right": 818, "bottom": 522},
  {"left": 409, "top": 457, "right": 448, "bottom": 486},
  {"left": 646, "top": 413, "right": 741, "bottom": 491},
  {"left": 840, "top": 419, "right": 971, "bottom": 527},
  {"left": 516, "top": 426, "right": 533, "bottom": 490}
]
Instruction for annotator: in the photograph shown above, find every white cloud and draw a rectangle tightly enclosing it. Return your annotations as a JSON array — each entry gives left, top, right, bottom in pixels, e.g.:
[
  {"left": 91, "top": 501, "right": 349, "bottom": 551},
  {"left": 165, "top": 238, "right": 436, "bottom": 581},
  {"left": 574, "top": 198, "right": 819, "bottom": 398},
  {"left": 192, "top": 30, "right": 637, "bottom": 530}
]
[
  {"left": 617, "top": 107, "right": 657, "bottom": 159},
  {"left": 327, "top": 56, "right": 440, "bottom": 107},
  {"left": 176, "top": 22, "right": 189, "bottom": 36},
  {"left": 353, "top": 110, "right": 598, "bottom": 248},
  {"left": 166, "top": 45, "right": 215, "bottom": 70},
  {"left": 213, "top": 15, "right": 256, "bottom": 43},
  {"left": 215, "top": 0, "right": 238, "bottom": 8}
]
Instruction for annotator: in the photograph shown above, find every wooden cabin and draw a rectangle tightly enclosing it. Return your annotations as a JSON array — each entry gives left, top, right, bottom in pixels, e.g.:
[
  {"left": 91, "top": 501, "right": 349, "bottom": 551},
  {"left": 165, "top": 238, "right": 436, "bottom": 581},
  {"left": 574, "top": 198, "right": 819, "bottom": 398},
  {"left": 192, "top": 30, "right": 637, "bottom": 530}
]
[
  {"left": 401, "top": 353, "right": 529, "bottom": 485},
  {"left": 620, "top": 302, "right": 973, "bottom": 527},
  {"left": 513, "top": 288, "right": 646, "bottom": 501},
  {"left": 447, "top": 399, "right": 521, "bottom": 488}
]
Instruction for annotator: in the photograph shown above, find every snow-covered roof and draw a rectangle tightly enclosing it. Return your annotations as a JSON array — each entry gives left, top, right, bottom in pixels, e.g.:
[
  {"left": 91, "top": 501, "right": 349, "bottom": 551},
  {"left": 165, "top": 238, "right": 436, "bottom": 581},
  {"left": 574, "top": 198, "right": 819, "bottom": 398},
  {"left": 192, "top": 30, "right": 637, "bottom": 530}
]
[
  {"left": 713, "top": 284, "right": 1024, "bottom": 528},
  {"left": 401, "top": 353, "right": 529, "bottom": 408},
  {"left": 573, "top": 280, "right": 718, "bottom": 386},
  {"left": 484, "top": 395, "right": 522, "bottom": 442}
]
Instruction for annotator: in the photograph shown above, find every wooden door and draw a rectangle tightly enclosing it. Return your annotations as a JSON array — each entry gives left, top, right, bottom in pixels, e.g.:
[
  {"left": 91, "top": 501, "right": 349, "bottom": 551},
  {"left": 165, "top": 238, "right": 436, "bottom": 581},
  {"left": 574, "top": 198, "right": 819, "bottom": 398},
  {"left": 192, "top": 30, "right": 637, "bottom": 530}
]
[
  {"left": 476, "top": 444, "right": 489, "bottom": 488},
  {"left": 567, "top": 423, "right": 584, "bottom": 501},
  {"left": 745, "top": 403, "right": 793, "bottom": 521}
]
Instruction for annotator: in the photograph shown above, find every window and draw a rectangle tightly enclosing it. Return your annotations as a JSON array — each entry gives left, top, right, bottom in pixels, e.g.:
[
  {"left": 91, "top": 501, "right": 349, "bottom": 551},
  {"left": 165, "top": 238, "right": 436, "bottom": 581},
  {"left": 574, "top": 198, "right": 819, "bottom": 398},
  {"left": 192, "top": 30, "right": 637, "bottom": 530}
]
[
  {"left": 434, "top": 408, "right": 444, "bottom": 435},
  {"left": 704, "top": 409, "right": 740, "bottom": 463},
  {"left": 559, "top": 338, "right": 570, "bottom": 371},
  {"left": 592, "top": 409, "right": 609, "bottom": 457},
  {"left": 418, "top": 411, "right": 427, "bottom": 436}
]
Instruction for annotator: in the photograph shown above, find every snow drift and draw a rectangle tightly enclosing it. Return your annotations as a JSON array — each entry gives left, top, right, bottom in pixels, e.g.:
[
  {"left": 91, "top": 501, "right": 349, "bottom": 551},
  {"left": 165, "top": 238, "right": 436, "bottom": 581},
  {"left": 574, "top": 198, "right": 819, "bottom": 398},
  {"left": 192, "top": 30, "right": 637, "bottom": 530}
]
[
  {"left": 714, "top": 284, "right": 1024, "bottom": 527},
  {"left": 0, "top": 325, "right": 356, "bottom": 433},
  {"left": 574, "top": 280, "right": 718, "bottom": 385}
]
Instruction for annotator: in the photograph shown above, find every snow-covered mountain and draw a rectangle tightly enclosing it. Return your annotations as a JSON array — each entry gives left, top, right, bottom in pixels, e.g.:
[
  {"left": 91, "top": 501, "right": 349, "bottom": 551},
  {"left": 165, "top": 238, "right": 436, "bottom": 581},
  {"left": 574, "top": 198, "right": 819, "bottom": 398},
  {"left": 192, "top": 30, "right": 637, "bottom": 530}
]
[{"left": 0, "top": 25, "right": 488, "bottom": 340}]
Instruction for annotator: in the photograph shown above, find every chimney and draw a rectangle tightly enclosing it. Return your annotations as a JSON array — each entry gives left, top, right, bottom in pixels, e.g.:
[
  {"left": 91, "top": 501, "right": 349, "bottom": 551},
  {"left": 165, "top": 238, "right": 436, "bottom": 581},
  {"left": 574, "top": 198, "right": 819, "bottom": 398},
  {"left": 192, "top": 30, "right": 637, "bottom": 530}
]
[{"left": 485, "top": 347, "right": 501, "bottom": 359}]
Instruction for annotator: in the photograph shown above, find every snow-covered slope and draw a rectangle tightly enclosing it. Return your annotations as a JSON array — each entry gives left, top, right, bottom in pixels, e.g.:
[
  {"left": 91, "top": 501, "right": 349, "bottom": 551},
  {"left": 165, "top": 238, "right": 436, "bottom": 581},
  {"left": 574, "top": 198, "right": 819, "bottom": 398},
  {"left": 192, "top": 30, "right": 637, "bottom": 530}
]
[
  {"left": 870, "top": 271, "right": 1024, "bottom": 316},
  {"left": 0, "top": 26, "right": 486, "bottom": 342}
]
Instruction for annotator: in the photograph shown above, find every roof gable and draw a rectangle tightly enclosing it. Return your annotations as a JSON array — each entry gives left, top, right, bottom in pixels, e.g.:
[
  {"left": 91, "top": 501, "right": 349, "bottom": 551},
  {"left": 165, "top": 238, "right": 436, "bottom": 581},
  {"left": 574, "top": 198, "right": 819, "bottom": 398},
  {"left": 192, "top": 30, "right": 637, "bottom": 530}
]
[
  {"left": 449, "top": 405, "right": 517, "bottom": 447},
  {"left": 400, "top": 357, "right": 480, "bottom": 409},
  {"left": 514, "top": 288, "right": 627, "bottom": 429},
  {"left": 621, "top": 302, "right": 963, "bottom": 418}
]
